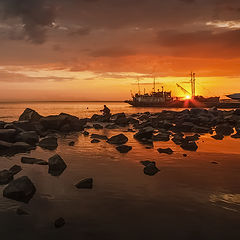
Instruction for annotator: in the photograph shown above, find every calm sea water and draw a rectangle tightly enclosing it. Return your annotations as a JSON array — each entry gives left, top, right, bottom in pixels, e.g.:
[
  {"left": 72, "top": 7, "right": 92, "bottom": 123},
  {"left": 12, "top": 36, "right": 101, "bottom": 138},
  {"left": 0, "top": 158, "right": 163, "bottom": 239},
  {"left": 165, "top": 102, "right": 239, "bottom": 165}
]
[{"left": 0, "top": 102, "right": 240, "bottom": 240}]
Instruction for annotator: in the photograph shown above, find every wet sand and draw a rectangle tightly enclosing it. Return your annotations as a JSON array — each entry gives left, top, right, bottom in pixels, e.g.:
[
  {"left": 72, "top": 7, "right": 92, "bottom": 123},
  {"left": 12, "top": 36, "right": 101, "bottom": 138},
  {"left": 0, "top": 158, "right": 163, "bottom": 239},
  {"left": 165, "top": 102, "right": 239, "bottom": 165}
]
[{"left": 0, "top": 126, "right": 240, "bottom": 240}]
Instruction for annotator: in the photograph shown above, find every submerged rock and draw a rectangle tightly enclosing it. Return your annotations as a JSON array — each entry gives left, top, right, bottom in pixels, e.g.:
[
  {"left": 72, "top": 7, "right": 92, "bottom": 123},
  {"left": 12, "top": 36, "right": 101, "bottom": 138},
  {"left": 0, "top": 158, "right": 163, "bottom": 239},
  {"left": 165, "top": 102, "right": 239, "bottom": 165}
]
[
  {"left": 9, "top": 165, "right": 22, "bottom": 175},
  {"left": 54, "top": 217, "right": 65, "bottom": 228},
  {"left": 116, "top": 145, "right": 132, "bottom": 153},
  {"left": 180, "top": 141, "right": 198, "bottom": 151},
  {"left": 16, "top": 207, "right": 29, "bottom": 215},
  {"left": 107, "top": 134, "right": 128, "bottom": 145},
  {"left": 21, "top": 157, "right": 48, "bottom": 165},
  {"left": 75, "top": 178, "right": 93, "bottom": 189},
  {"left": 157, "top": 148, "right": 173, "bottom": 154},
  {"left": 90, "top": 134, "right": 108, "bottom": 140},
  {"left": 0, "top": 170, "right": 13, "bottom": 185},
  {"left": 91, "top": 139, "right": 100, "bottom": 143},
  {"left": 3, "top": 176, "right": 36, "bottom": 203},
  {"left": 39, "top": 137, "right": 58, "bottom": 150},
  {"left": 48, "top": 154, "right": 67, "bottom": 176}
]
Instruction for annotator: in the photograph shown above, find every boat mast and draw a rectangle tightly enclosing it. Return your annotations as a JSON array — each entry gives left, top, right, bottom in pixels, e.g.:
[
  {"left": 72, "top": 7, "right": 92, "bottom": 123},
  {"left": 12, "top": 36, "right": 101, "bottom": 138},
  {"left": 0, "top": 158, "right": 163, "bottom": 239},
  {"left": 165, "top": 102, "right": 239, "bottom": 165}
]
[
  {"left": 190, "top": 72, "right": 196, "bottom": 97},
  {"left": 153, "top": 76, "right": 156, "bottom": 92},
  {"left": 137, "top": 77, "right": 141, "bottom": 95}
]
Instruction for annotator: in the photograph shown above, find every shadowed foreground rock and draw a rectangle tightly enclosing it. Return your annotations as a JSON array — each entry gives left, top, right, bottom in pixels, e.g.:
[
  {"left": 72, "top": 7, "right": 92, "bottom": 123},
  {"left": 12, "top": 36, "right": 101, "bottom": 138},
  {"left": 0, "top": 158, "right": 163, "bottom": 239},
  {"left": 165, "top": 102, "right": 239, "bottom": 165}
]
[
  {"left": 3, "top": 176, "right": 36, "bottom": 203},
  {"left": 116, "top": 145, "right": 132, "bottom": 153},
  {"left": 21, "top": 157, "right": 48, "bottom": 165},
  {"left": 0, "top": 170, "right": 13, "bottom": 185},
  {"left": 75, "top": 178, "right": 93, "bottom": 189},
  {"left": 48, "top": 154, "right": 67, "bottom": 176},
  {"left": 107, "top": 134, "right": 128, "bottom": 145},
  {"left": 39, "top": 137, "right": 58, "bottom": 150},
  {"left": 9, "top": 165, "right": 22, "bottom": 175},
  {"left": 54, "top": 217, "right": 65, "bottom": 228}
]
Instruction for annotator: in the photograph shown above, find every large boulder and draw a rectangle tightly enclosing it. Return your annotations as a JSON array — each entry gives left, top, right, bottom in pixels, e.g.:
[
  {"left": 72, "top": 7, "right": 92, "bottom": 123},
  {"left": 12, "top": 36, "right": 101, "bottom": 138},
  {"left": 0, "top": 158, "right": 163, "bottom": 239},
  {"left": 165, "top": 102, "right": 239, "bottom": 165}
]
[
  {"left": 107, "top": 134, "right": 128, "bottom": 145},
  {"left": 39, "top": 137, "right": 58, "bottom": 150},
  {"left": 0, "top": 170, "right": 13, "bottom": 185},
  {"left": 19, "top": 108, "right": 42, "bottom": 122},
  {"left": 16, "top": 131, "right": 39, "bottom": 145},
  {"left": 48, "top": 154, "right": 67, "bottom": 176},
  {"left": 0, "top": 129, "right": 17, "bottom": 142},
  {"left": 3, "top": 176, "right": 36, "bottom": 203}
]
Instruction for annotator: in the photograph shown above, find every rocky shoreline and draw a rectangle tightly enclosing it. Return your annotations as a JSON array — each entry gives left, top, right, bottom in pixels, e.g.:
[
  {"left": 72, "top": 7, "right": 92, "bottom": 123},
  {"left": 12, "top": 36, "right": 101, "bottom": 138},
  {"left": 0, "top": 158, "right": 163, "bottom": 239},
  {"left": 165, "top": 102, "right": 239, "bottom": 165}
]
[{"left": 0, "top": 107, "right": 240, "bottom": 227}]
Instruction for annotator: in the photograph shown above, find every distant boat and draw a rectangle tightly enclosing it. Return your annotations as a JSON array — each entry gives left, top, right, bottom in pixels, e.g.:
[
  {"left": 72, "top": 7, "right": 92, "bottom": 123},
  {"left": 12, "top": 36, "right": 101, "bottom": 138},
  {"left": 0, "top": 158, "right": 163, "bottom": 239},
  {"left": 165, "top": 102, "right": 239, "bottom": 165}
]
[
  {"left": 125, "top": 73, "right": 240, "bottom": 108},
  {"left": 226, "top": 93, "right": 240, "bottom": 100}
]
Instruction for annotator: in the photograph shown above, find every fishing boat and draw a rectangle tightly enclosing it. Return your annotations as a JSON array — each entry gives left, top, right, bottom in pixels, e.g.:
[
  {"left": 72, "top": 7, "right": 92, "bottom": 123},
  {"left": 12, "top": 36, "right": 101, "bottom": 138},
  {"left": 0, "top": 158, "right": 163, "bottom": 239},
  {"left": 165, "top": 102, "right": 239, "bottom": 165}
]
[{"left": 125, "top": 73, "right": 240, "bottom": 108}]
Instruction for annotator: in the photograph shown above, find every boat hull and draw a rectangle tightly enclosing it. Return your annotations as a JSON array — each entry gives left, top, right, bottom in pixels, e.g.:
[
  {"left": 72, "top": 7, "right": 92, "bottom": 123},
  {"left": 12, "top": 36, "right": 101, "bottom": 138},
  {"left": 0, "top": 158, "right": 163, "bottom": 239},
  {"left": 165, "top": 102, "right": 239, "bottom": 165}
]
[{"left": 125, "top": 100, "right": 240, "bottom": 108}]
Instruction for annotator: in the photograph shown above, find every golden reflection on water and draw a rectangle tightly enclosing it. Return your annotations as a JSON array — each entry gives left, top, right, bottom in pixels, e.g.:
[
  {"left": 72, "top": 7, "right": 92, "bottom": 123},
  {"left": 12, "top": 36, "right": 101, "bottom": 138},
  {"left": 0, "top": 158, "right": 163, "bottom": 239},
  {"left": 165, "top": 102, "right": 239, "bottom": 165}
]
[{"left": 210, "top": 193, "right": 240, "bottom": 205}]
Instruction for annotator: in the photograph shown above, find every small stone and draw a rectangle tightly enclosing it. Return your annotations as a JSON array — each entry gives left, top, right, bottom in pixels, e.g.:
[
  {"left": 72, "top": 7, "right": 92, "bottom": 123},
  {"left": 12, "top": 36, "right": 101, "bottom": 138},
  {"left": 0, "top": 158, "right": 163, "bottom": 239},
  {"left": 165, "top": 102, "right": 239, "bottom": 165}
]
[
  {"left": 21, "top": 157, "right": 48, "bottom": 165},
  {"left": 39, "top": 137, "right": 58, "bottom": 150},
  {"left": 143, "top": 162, "right": 159, "bottom": 176},
  {"left": 157, "top": 148, "right": 173, "bottom": 154},
  {"left": 180, "top": 141, "right": 198, "bottom": 151},
  {"left": 183, "top": 154, "right": 187, "bottom": 157},
  {"left": 75, "top": 178, "right": 93, "bottom": 189},
  {"left": 107, "top": 134, "right": 128, "bottom": 145},
  {"left": 54, "top": 217, "right": 65, "bottom": 228},
  {"left": 83, "top": 131, "right": 89, "bottom": 136},
  {"left": 16, "top": 207, "right": 29, "bottom": 215},
  {"left": 211, "top": 134, "right": 224, "bottom": 140},
  {"left": 9, "top": 165, "right": 22, "bottom": 175},
  {"left": 116, "top": 145, "right": 132, "bottom": 153},
  {"left": 91, "top": 139, "right": 100, "bottom": 143},
  {"left": 68, "top": 141, "right": 75, "bottom": 146},
  {"left": 48, "top": 154, "right": 67, "bottom": 176}
]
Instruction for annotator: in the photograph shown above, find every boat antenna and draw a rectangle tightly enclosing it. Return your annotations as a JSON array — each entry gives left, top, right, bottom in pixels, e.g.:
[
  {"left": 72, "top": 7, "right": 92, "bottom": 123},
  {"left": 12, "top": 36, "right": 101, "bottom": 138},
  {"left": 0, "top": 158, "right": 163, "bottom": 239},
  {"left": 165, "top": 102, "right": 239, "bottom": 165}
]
[{"left": 137, "top": 77, "right": 141, "bottom": 95}]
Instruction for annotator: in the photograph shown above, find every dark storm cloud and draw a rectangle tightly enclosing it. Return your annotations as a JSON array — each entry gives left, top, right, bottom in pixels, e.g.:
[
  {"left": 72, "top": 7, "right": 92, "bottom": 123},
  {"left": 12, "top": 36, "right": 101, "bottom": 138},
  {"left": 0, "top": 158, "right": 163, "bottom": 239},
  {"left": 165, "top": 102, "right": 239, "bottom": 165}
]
[{"left": 0, "top": 0, "right": 56, "bottom": 44}]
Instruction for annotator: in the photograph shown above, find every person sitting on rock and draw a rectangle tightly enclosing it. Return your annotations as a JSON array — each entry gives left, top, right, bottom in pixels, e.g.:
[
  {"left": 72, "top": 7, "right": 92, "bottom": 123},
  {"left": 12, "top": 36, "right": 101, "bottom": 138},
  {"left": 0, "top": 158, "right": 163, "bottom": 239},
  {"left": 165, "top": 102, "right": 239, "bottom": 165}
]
[{"left": 100, "top": 105, "right": 111, "bottom": 116}]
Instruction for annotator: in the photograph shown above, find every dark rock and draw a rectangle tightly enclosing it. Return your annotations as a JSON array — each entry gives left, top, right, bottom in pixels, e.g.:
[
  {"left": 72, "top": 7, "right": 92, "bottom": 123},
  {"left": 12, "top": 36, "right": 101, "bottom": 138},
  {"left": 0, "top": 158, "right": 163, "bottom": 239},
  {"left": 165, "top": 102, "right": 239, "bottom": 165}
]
[
  {"left": 75, "top": 178, "right": 93, "bottom": 189},
  {"left": 180, "top": 141, "right": 198, "bottom": 151},
  {"left": 16, "top": 207, "right": 29, "bottom": 215},
  {"left": 0, "top": 170, "right": 13, "bottom": 185},
  {"left": 9, "top": 165, "right": 22, "bottom": 175},
  {"left": 107, "top": 134, "right": 128, "bottom": 145},
  {"left": 48, "top": 154, "right": 67, "bottom": 176},
  {"left": 185, "top": 134, "right": 200, "bottom": 142},
  {"left": 211, "top": 161, "right": 218, "bottom": 164},
  {"left": 91, "top": 139, "right": 100, "bottom": 143},
  {"left": 157, "top": 148, "right": 173, "bottom": 154},
  {"left": 16, "top": 131, "right": 39, "bottom": 145},
  {"left": 231, "top": 133, "right": 240, "bottom": 139},
  {"left": 143, "top": 162, "right": 159, "bottom": 176},
  {"left": 68, "top": 141, "right": 75, "bottom": 146},
  {"left": 215, "top": 124, "right": 234, "bottom": 136},
  {"left": 134, "top": 127, "right": 154, "bottom": 141},
  {"left": 83, "top": 131, "right": 89, "bottom": 136},
  {"left": 39, "top": 137, "right": 58, "bottom": 150},
  {"left": 211, "top": 134, "right": 224, "bottom": 140},
  {"left": 93, "top": 124, "right": 103, "bottom": 129},
  {"left": 21, "top": 157, "right": 48, "bottom": 165},
  {"left": 183, "top": 154, "right": 187, "bottom": 157},
  {"left": 192, "top": 126, "right": 211, "bottom": 134},
  {"left": 105, "top": 123, "right": 118, "bottom": 129},
  {"left": 116, "top": 145, "right": 132, "bottom": 153},
  {"left": 152, "top": 133, "right": 170, "bottom": 141},
  {"left": 11, "top": 142, "right": 34, "bottom": 153},
  {"left": 0, "top": 129, "right": 17, "bottom": 142},
  {"left": 54, "top": 217, "right": 65, "bottom": 228},
  {"left": 90, "top": 134, "right": 108, "bottom": 140},
  {"left": 140, "top": 160, "right": 154, "bottom": 166},
  {"left": 19, "top": 108, "right": 42, "bottom": 122},
  {"left": 3, "top": 176, "right": 36, "bottom": 203},
  {"left": 112, "top": 113, "right": 129, "bottom": 126}
]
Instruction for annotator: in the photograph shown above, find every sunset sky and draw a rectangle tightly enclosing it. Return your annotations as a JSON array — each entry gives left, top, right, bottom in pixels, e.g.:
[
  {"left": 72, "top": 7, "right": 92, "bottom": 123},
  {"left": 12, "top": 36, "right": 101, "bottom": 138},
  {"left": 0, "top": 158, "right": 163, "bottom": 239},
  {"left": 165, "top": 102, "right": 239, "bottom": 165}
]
[{"left": 0, "top": 0, "right": 240, "bottom": 101}]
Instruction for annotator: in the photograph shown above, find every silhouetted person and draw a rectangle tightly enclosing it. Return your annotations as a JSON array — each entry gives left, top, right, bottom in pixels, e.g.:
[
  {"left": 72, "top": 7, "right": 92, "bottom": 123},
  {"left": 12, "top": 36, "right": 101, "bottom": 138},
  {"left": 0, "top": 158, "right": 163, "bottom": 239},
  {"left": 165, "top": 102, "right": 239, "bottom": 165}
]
[
  {"left": 100, "top": 105, "right": 111, "bottom": 121},
  {"left": 101, "top": 105, "right": 110, "bottom": 116}
]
